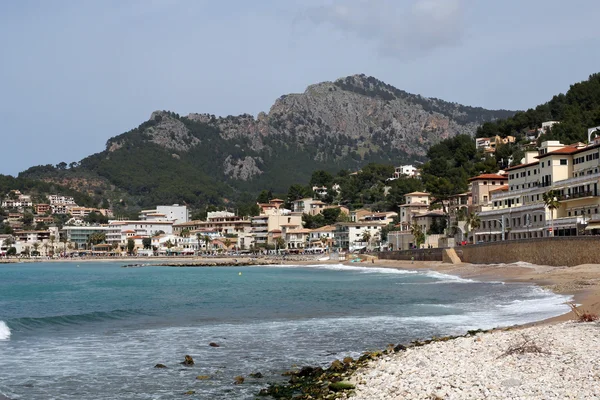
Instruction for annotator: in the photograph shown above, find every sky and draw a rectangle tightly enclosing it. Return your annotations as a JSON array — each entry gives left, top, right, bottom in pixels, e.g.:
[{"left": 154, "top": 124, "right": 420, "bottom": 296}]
[{"left": 1, "top": 0, "right": 600, "bottom": 176}]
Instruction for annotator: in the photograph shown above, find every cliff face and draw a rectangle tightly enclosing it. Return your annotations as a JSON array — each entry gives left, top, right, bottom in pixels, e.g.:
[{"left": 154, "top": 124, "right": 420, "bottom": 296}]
[{"left": 20, "top": 74, "right": 514, "bottom": 207}]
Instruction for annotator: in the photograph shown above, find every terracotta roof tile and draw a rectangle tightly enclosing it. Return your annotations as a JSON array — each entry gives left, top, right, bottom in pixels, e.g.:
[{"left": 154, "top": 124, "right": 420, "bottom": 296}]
[{"left": 468, "top": 174, "right": 507, "bottom": 181}]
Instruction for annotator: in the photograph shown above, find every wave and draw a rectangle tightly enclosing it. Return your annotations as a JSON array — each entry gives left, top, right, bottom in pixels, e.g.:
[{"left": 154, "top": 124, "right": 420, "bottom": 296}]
[
  {"left": 6, "top": 309, "right": 146, "bottom": 331},
  {"left": 279, "top": 263, "right": 418, "bottom": 274},
  {"left": 0, "top": 320, "right": 11, "bottom": 340}
]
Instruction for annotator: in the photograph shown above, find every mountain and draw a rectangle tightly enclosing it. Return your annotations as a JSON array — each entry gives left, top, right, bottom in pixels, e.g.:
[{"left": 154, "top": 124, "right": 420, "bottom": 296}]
[{"left": 19, "top": 74, "right": 514, "bottom": 211}]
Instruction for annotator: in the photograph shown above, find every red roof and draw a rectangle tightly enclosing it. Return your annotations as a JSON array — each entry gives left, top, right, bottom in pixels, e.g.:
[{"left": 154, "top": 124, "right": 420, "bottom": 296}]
[
  {"left": 536, "top": 146, "right": 580, "bottom": 158},
  {"left": 468, "top": 174, "right": 507, "bottom": 181},
  {"left": 504, "top": 161, "right": 539, "bottom": 171},
  {"left": 490, "top": 185, "right": 509, "bottom": 192}
]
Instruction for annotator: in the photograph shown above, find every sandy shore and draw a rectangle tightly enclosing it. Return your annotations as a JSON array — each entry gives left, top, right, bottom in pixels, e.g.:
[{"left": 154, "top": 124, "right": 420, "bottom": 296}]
[{"left": 367, "top": 259, "right": 600, "bottom": 323}]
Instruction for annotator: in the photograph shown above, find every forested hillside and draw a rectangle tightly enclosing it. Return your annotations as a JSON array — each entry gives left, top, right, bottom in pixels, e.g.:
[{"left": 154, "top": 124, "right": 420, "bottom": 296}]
[{"left": 477, "top": 73, "right": 600, "bottom": 144}]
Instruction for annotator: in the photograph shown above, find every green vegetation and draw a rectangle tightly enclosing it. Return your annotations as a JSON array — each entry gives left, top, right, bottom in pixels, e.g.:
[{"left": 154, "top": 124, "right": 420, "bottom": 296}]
[
  {"left": 477, "top": 73, "right": 600, "bottom": 144},
  {"left": 0, "top": 174, "right": 95, "bottom": 207},
  {"left": 420, "top": 134, "right": 497, "bottom": 208}
]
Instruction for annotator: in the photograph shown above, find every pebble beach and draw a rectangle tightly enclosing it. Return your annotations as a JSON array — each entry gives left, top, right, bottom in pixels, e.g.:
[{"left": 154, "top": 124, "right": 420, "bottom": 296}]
[
  {"left": 341, "top": 259, "right": 600, "bottom": 400},
  {"left": 350, "top": 321, "right": 600, "bottom": 399}
]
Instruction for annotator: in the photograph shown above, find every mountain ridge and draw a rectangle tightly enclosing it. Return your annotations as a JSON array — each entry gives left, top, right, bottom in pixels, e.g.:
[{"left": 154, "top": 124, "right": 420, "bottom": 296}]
[{"left": 19, "top": 74, "right": 515, "bottom": 211}]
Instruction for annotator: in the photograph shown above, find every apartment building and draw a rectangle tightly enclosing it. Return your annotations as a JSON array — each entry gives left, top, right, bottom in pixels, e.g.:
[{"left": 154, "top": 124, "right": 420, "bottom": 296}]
[
  {"left": 139, "top": 204, "right": 189, "bottom": 224},
  {"left": 476, "top": 139, "right": 600, "bottom": 242},
  {"left": 334, "top": 222, "right": 384, "bottom": 251},
  {"left": 398, "top": 192, "right": 431, "bottom": 230}
]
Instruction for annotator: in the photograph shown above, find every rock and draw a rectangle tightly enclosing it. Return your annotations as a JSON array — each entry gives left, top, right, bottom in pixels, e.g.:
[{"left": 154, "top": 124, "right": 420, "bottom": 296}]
[
  {"left": 297, "top": 366, "right": 323, "bottom": 378},
  {"left": 394, "top": 344, "right": 407, "bottom": 352},
  {"left": 196, "top": 375, "right": 210, "bottom": 380},
  {"left": 234, "top": 376, "right": 245, "bottom": 384},
  {"left": 249, "top": 372, "right": 263, "bottom": 378},
  {"left": 154, "top": 363, "right": 168, "bottom": 369},
  {"left": 184, "top": 390, "right": 195, "bottom": 395},
  {"left": 343, "top": 356, "right": 354, "bottom": 365},
  {"left": 329, "top": 381, "right": 355, "bottom": 392},
  {"left": 180, "top": 355, "right": 194, "bottom": 366},
  {"left": 329, "top": 359, "right": 345, "bottom": 372},
  {"left": 209, "top": 342, "right": 220, "bottom": 347}
]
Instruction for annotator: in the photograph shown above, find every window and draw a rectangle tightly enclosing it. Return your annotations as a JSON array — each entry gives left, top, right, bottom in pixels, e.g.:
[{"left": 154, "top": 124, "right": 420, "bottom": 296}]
[
  {"left": 541, "top": 162, "right": 544, "bottom": 167},
  {"left": 560, "top": 159, "right": 567, "bottom": 165}
]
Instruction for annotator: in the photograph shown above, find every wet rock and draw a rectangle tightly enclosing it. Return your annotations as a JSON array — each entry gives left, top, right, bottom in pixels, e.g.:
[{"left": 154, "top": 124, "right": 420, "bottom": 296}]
[
  {"left": 329, "top": 381, "right": 355, "bottom": 392},
  {"left": 209, "top": 342, "right": 220, "bottom": 347},
  {"left": 342, "top": 356, "right": 354, "bottom": 365},
  {"left": 329, "top": 359, "right": 345, "bottom": 372},
  {"left": 180, "top": 355, "right": 194, "bottom": 366},
  {"left": 249, "top": 372, "right": 263, "bottom": 378},
  {"left": 154, "top": 363, "right": 168, "bottom": 369},
  {"left": 234, "top": 376, "right": 245, "bottom": 384},
  {"left": 196, "top": 375, "right": 210, "bottom": 380},
  {"left": 184, "top": 390, "right": 195, "bottom": 395},
  {"left": 297, "top": 366, "right": 323, "bottom": 378}
]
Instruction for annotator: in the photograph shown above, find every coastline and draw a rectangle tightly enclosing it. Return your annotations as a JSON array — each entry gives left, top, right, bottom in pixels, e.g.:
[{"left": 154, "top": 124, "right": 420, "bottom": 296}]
[{"left": 363, "top": 258, "right": 600, "bottom": 324}]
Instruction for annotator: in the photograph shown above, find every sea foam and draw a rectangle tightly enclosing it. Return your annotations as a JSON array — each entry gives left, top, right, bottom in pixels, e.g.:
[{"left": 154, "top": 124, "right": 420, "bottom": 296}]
[{"left": 0, "top": 321, "right": 11, "bottom": 340}]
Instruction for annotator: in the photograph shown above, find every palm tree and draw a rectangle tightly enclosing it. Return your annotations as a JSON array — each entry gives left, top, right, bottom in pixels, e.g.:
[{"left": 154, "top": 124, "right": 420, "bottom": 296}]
[
  {"left": 410, "top": 222, "right": 425, "bottom": 249},
  {"left": 165, "top": 240, "right": 174, "bottom": 255},
  {"left": 49, "top": 235, "right": 56, "bottom": 256},
  {"left": 466, "top": 213, "right": 481, "bottom": 244},
  {"left": 320, "top": 235, "right": 328, "bottom": 251},
  {"left": 196, "top": 233, "right": 202, "bottom": 252},
  {"left": 224, "top": 238, "right": 232, "bottom": 250},
  {"left": 543, "top": 190, "right": 560, "bottom": 237},
  {"left": 203, "top": 235, "right": 211, "bottom": 251},
  {"left": 361, "top": 230, "right": 372, "bottom": 249},
  {"left": 32, "top": 241, "right": 40, "bottom": 256}
]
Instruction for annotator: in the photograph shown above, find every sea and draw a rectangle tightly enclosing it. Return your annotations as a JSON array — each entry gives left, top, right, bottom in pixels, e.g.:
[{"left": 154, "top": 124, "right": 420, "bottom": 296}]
[{"left": 0, "top": 261, "right": 571, "bottom": 399}]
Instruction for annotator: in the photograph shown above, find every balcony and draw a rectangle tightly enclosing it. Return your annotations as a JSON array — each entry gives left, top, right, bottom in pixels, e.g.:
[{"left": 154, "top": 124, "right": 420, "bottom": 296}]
[
  {"left": 553, "top": 171, "right": 600, "bottom": 189},
  {"left": 556, "top": 191, "right": 595, "bottom": 201}
]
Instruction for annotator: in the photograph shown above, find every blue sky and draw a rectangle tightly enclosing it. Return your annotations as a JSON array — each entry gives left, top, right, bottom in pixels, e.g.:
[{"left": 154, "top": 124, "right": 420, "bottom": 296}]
[{"left": 1, "top": 0, "right": 599, "bottom": 176}]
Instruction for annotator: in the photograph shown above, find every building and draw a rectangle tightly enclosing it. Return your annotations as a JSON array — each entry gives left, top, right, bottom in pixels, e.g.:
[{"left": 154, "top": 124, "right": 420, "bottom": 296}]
[
  {"left": 307, "top": 225, "right": 336, "bottom": 250},
  {"left": 398, "top": 192, "right": 431, "bottom": 230},
  {"left": 475, "top": 138, "right": 600, "bottom": 242},
  {"left": 48, "top": 195, "right": 76, "bottom": 205},
  {"left": 334, "top": 222, "right": 384, "bottom": 251},
  {"left": 1, "top": 191, "right": 33, "bottom": 210},
  {"left": 448, "top": 192, "right": 472, "bottom": 242},
  {"left": 62, "top": 225, "right": 109, "bottom": 249},
  {"left": 173, "top": 212, "right": 252, "bottom": 237},
  {"left": 291, "top": 198, "right": 326, "bottom": 215},
  {"left": 391, "top": 165, "right": 419, "bottom": 179},
  {"left": 283, "top": 228, "right": 311, "bottom": 250},
  {"left": 469, "top": 174, "right": 508, "bottom": 210},
  {"left": 139, "top": 204, "right": 189, "bottom": 224},
  {"left": 105, "top": 221, "right": 174, "bottom": 246},
  {"left": 35, "top": 204, "right": 51, "bottom": 214},
  {"left": 251, "top": 201, "right": 302, "bottom": 247},
  {"left": 362, "top": 211, "right": 398, "bottom": 225}
]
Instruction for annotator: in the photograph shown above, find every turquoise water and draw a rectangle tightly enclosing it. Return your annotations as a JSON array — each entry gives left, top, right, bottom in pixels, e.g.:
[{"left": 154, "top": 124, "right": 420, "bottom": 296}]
[{"left": 0, "top": 262, "right": 570, "bottom": 399}]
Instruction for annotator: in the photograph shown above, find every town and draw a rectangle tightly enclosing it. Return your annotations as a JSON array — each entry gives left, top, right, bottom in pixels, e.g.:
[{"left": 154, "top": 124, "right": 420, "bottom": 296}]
[{"left": 2, "top": 124, "right": 600, "bottom": 259}]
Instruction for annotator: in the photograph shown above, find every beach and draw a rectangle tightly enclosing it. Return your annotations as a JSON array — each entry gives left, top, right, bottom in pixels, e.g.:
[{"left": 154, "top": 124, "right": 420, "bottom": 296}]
[{"left": 339, "top": 259, "right": 600, "bottom": 400}]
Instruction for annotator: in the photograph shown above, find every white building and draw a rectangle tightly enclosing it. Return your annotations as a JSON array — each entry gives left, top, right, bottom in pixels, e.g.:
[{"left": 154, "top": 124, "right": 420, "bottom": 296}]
[
  {"left": 48, "top": 195, "right": 76, "bottom": 206},
  {"left": 334, "top": 222, "right": 384, "bottom": 251},
  {"left": 475, "top": 138, "right": 600, "bottom": 242},
  {"left": 391, "top": 165, "right": 419, "bottom": 179},
  {"left": 106, "top": 220, "right": 174, "bottom": 246},
  {"left": 139, "top": 204, "right": 189, "bottom": 224}
]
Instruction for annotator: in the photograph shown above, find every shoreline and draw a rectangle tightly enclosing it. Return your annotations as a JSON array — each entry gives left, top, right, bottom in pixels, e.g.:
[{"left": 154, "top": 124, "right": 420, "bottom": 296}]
[{"left": 362, "top": 258, "right": 600, "bottom": 325}]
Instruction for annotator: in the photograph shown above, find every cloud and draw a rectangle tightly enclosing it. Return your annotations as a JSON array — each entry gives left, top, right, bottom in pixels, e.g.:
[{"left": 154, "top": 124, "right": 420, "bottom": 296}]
[{"left": 304, "top": 0, "right": 465, "bottom": 58}]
